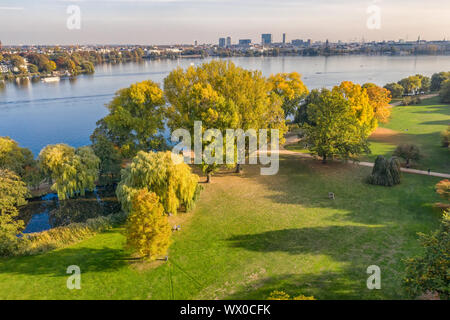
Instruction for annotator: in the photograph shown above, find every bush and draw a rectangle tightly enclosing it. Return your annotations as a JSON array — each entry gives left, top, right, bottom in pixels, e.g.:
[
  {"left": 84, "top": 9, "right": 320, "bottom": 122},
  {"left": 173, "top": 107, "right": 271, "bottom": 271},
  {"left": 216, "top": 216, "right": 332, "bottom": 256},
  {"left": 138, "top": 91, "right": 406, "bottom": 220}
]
[
  {"left": 439, "top": 80, "right": 450, "bottom": 103},
  {"left": 404, "top": 212, "right": 450, "bottom": 300},
  {"left": 267, "top": 290, "right": 316, "bottom": 300},
  {"left": 117, "top": 151, "right": 199, "bottom": 215},
  {"left": 436, "top": 179, "right": 450, "bottom": 202},
  {"left": 125, "top": 189, "right": 171, "bottom": 260},
  {"left": 393, "top": 144, "right": 421, "bottom": 168},
  {"left": 367, "top": 156, "right": 401, "bottom": 186},
  {"left": 441, "top": 126, "right": 450, "bottom": 148},
  {"left": 0, "top": 207, "right": 26, "bottom": 256}
]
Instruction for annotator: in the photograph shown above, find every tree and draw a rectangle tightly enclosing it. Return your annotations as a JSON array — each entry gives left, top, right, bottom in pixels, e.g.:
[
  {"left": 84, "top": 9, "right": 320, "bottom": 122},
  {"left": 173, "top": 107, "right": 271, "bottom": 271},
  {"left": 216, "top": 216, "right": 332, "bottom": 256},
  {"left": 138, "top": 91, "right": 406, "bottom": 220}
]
[
  {"left": 404, "top": 212, "right": 450, "bottom": 299},
  {"left": 100, "top": 80, "right": 166, "bottom": 158},
  {"left": 435, "top": 180, "right": 450, "bottom": 201},
  {"left": 334, "top": 81, "right": 377, "bottom": 134},
  {"left": 431, "top": 71, "right": 450, "bottom": 91},
  {"left": 302, "top": 88, "right": 370, "bottom": 163},
  {"left": 125, "top": 189, "right": 171, "bottom": 260},
  {"left": 384, "top": 82, "right": 404, "bottom": 98},
  {"left": 363, "top": 83, "right": 392, "bottom": 123},
  {"left": 393, "top": 144, "right": 421, "bottom": 168},
  {"left": 415, "top": 74, "right": 431, "bottom": 92},
  {"left": 398, "top": 76, "right": 422, "bottom": 95},
  {"left": 268, "top": 72, "right": 308, "bottom": 118},
  {"left": 0, "top": 137, "right": 35, "bottom": 180},
  {"left": 116, "top": 151, "right": 199, "bottom": 215},
  {"left": 439, "top": 79, "right": 450, "bottom": 103},
  {"left": 9, "top": 55, "right": 25, "bottom": 68},
  {"left": 0, "top": 169, "right": 28, "bottom": 256},
  {"left": 164, "top": 60, "right": 287, "bottom": 180},
  {"left": 91, "top": 128, "right": 122, "bottom": 187},
  {"left": 367, "top": 156, "right": 401, "bottom": 186},
  {"left": 38, "top": 144, "right": 100, "bottom": 200}
]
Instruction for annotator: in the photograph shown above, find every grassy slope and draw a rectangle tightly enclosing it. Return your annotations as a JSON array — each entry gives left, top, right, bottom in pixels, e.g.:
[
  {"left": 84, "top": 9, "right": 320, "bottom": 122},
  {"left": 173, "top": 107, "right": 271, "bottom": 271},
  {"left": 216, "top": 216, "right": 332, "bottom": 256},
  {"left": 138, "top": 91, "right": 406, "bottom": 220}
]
[
  {"left": 0, "top": 157, "right": 442, "bottom": 299},
  {"left": 367, "top": 96, "right": 450, "bottom": 173}
]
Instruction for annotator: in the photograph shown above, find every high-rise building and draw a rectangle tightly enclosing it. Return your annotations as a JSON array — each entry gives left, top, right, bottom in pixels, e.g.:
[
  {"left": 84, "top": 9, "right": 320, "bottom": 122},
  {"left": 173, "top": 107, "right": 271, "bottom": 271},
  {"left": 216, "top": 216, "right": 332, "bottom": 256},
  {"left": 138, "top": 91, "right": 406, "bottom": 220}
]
[
  {"left": 282, "top": 33, "right": 286, "bottom": 44},
  {"left": 291, "top": 39, "right": 304, "bottom": 47},
  {"left": 261, "top": 34, "right": 272, "bottom": 45},
  {"left": 226, "top": 36, "right": 231, "bottom": 47},
  {"left": 219, "top": 38, "right": 226, "bottom": 48},
  {"left": 238, "top": 39, "right": 252, "bottom": 47}
]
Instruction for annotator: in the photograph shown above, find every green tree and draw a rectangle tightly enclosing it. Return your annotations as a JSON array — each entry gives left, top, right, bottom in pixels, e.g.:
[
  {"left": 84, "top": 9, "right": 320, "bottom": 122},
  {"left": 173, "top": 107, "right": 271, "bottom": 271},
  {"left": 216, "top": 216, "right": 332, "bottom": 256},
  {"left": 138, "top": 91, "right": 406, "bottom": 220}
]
[
  {"left": 393, "top": 144, "right": 421, "bottom": 168},
  {"left": 430, "top": 71, "right": 450, "bottom": 91},
  {"left": 302, "top": 88, "right": 370, "bottom": 163},
  {"left": 268, "top": 72, "right": 309, "bottom": 118},
  {"left": 415, "top": 74, "right": 431, "bottom": 92},
  {"left": 439, "top": 79, "right": 450, "bottom": 103},
  {"left": 404, "top": 212, "right": 450, "bottom": 299},
  {"left": 116, "top": 151, "right": 199, "bottom": 215},
  {"left": 0, "top": 137, "right": 36, "bottom": 182},
  {"left": 384, "top": 82, "right": 404, "bottom": 98},
  {"left": 101, "top": 80, "right": 166, "bottom": 158},
  {"left": 125, "top": 189, "right": 171, "bottom": 260},
  {"left": 398, "top": 76, "right": 422, "bottom": 95},
  {"left": 91, "top": 129, "right": 122, "bottom": 186},
  {"left": 38, "top": 144, "right": 100, "bottom": 200},
  {"left": 164, "top": 60, "right": 287, "bottom": 180}
]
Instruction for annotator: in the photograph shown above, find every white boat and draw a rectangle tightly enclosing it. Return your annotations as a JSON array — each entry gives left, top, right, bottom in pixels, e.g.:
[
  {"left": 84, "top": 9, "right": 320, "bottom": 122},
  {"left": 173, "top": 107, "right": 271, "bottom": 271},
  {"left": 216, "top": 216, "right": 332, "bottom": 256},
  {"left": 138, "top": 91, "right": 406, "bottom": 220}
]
[{"left": 41, "top": 76, "right": 60, "bottom": 83}]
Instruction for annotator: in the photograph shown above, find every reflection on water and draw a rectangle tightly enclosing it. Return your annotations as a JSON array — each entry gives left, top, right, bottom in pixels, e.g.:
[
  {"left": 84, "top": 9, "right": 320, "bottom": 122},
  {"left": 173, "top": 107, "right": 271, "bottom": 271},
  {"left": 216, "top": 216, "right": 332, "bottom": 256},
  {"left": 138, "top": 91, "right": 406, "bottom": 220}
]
[{"left": 19, "top": 187, "right": 120, "bottom": 234}]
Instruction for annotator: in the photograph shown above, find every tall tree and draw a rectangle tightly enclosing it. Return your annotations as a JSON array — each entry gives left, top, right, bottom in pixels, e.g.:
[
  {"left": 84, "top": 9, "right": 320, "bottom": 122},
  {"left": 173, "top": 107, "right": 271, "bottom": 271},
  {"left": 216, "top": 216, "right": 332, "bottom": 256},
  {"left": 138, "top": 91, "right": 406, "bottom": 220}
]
[
  {"left": 302, "top": 88, "right": 370, "bottom": 163},
  {"left": 439, "top": 79, "right": 450, "bottom": 103},
  {"left": 363, "top": 83, "right": 392, "bottom": 123},
  {"left": 398, "top": 76, "right": 422, "bottom": 95},
  {"left": 101, "top": 80, "right": 166, "bottom": 158},
  {"left": 268, "top": 72, "right": 309, "bottom": 118},
  {"left": 431, "top": 71, "right": 450, "bottom": 91},
  {"left": 384, "top": 82, "right": 404, "bottom": 98}
]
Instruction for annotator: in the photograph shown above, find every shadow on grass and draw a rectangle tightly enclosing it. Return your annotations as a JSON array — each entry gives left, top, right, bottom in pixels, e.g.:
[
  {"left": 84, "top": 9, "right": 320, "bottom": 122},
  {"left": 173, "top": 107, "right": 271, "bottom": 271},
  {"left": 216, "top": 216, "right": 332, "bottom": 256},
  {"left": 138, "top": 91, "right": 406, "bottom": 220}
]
[{"left": 0, "top": 246, "right": 128, "bottom": 277}]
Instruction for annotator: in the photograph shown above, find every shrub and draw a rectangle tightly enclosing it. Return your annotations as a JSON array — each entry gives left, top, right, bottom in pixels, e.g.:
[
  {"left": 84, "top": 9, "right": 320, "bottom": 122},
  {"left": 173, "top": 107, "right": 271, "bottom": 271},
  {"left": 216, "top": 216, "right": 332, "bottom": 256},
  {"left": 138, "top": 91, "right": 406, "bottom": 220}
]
[
  {"left": 441, "top": 126, "right": 450, "bottom": 148},
  {"left": 439, "top": 80, "right": 450, "bottom": 103},
  {"left": 367, "top": 156, "right": 401, "bottom": 186},
  {"left": 0, "top": 206, "right": 26, "bottom": 256},
  {"left": 117, "top": 151, "right": 199, "bottom": 215},
  {"left": 268, "top": 290, "right": 316, "bottom": 300},
  {"left": 436, "top": 179, "right": 450, "bottom": 202},
  {"left": 125, "top": 189, "right": 171, "bottom": 260},
  {"left": 393, "top": 144, "right": 421, "bottom": 168},
  {"left": 404, "top": 212, "right": 450, "bottom": 299}
]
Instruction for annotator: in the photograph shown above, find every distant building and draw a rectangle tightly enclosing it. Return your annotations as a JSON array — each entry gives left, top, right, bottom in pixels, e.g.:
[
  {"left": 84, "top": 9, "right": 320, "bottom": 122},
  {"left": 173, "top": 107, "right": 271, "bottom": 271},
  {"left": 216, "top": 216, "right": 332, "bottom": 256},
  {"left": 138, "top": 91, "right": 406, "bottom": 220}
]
[
  {"left": 219, "top": 38, "right": 226, "bottom": 48},
  {"left": 261, "top": 34, "right": 272, "bottom": 45},
  {"left": 291, "top": 39, "right": 304, "bottom": 47},
  {"left": 226, "top": 36, "right": 231, "bottom": 47},
  {"left": 282, "top": 33, "right": 286, "bottom": 44},
  {"left": 238, "top": 39, "right": 252, "bottom": 47}
]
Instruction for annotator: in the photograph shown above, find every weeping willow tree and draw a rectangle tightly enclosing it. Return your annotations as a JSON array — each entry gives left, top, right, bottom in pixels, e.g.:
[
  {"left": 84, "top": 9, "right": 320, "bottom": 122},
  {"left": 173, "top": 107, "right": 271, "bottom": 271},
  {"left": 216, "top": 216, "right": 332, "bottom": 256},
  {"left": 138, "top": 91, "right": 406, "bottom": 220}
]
[
  {"left": 38, "top": 144, "right": 100, "bottom": 200},
  {"left": 116, "top": 151, "right": 199, "bottom": 215},
  {"left": 125, "top": 189, "right": 172, "bottom": 260},
  {"left": 368, "top": 156, "right": 401, "bottom": 186}
]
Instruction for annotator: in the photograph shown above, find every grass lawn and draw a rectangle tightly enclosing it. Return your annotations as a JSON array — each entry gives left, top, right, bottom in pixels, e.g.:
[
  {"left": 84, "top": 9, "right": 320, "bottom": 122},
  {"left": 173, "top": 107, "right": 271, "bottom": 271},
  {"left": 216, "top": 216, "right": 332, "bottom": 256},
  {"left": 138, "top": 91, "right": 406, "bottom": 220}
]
[
  {"left": 366, "top": 96, "right": 450, "bottom": 173},
  {"left": 0, "top": 156, "right": 443, "bottom": 299}
]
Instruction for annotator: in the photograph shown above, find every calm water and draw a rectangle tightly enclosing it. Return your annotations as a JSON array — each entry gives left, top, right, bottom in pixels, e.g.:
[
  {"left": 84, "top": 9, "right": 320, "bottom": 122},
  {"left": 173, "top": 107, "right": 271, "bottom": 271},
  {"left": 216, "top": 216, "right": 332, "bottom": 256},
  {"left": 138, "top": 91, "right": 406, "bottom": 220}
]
[{"left": 1, "top": 55, "right": 450, "bottom": 156}]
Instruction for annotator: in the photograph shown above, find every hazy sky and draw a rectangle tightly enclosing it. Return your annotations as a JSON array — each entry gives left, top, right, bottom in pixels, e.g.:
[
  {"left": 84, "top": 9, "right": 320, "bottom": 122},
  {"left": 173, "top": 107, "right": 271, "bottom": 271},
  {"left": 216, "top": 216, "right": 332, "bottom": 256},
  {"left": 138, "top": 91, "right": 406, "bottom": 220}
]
[{"left": 1, "top": 0, "right": 449, "bottom": 45}]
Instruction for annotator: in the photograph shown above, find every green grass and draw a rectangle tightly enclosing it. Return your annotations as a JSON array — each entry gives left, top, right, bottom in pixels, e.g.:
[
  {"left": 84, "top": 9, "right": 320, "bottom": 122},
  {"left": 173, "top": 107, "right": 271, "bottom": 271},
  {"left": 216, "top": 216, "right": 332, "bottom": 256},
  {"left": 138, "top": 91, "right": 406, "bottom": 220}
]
[
  {"left": 366, "top": 96, "right": 450, "bottom": 173},
  {"left": 0, "top": 156, "right": 443, "bottom": 299}
]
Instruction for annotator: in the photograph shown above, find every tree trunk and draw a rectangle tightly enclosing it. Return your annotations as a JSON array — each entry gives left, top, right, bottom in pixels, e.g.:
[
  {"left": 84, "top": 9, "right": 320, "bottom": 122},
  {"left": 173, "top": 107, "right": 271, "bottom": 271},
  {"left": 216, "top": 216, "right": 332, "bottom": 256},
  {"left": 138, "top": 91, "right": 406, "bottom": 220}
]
[
  {"left": 235, "top": 163, "right": 241, "bottom": 174},
  {"left": 322, "top": 154, "right": 327, "bottom": 164},
  {"left": 406, "top": 158, "right": 410, "bottom": 168},
  {"left": 206, "top": 173, "right": 211, "bottom": 183}
]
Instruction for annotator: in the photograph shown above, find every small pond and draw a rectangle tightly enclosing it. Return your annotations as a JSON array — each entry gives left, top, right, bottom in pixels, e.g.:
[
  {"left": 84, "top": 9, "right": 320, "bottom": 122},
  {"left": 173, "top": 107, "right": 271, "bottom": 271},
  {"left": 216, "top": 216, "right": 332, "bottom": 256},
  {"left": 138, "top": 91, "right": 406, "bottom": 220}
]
[{"left": 19, "top": 187, "right": 121, "bottom": 234}]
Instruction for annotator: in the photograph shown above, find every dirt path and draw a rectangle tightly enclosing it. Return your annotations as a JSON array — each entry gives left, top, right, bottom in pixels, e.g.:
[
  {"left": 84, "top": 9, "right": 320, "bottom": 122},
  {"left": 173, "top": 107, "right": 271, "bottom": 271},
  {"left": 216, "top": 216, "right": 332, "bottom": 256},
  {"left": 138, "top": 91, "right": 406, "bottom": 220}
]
[{"left": 390, "top": 93, "right": 439, "bottom": 107}]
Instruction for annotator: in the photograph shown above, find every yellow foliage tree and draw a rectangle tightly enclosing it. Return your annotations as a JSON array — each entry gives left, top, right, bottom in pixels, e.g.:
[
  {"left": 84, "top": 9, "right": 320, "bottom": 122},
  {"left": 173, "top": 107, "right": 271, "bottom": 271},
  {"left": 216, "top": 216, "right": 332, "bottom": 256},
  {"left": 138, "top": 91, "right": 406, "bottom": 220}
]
[
  {"left": 125, "top": 189, "right": 171, "bottom": 260},
  {"left": 269, "top": 72, "right": 309, "bottom": 118},
  {"left": 363, "top": 83, "right": 392, "bottom": 123}
]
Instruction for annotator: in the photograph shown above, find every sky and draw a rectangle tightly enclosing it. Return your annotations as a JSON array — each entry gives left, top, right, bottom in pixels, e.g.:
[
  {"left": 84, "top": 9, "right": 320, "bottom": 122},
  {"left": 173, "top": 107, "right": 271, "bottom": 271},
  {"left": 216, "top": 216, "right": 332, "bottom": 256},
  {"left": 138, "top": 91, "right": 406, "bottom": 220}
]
[{"left": 0, "top": 0, "right": 449, "bottom": 45}]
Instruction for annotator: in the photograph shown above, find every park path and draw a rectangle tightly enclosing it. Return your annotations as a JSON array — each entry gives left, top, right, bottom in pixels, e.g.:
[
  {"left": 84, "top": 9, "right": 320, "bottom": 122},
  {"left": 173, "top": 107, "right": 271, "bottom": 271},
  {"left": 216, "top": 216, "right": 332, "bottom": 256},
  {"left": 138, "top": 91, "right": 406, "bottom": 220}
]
[
  {"left": 281, "top": 135, "right": 450, "bottom": 179},
  {"left": 389, "top": 93, "right": 439, "bottom": 107}
]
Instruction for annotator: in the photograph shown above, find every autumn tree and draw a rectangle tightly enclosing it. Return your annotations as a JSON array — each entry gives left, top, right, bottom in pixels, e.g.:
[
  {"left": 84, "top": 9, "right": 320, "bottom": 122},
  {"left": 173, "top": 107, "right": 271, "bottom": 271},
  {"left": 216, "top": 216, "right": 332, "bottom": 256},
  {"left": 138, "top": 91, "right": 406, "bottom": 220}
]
[
  {"left": 363, "top": 83, "right": 392, "bottom": 123},
  {"left": 441, "top": 126, "right": 450, "bottom": 148},
  {"left": 435, "top": 179, "right": 450, "bottom": 201},
  {"left": 415, "top": 74, "right": 431, "bottom": 92},
  {"left": 116, "top": 151, "right": 199, "bottom": 215},
  {"left": 99, "top": 80, "right": 166, "bottom": 158},
  {"left": 302, "top": 88, "right": 370, "bottom": 163},
  {"left": 439, "top": 79, "right": 450, "bottom": 103},
  {"left": 38, "top": 144, "right": 100, "bottom": 200},
  {"left": 0, "top": 137, "right": 37, "bottom": 185},
  {"left": 393, "top": 144, "right": 421, "bottom": 168},
  {"left": 398, "top": 76, "right": 421, "bottom": 95},
  {"left": 268, "top": 72, "right": 308, "bottom": 118},
  {"left": 384, "top": 82, "right": 404, "bottom": 98},
  {"left": 125, "top": 189, "right": 171, "bottom": 260},
  {"left": 164, "top": 61, "right": 287, "bottom": 179},
  {"left": 430, "top": 71, "right": 450, "bottom": 91}
]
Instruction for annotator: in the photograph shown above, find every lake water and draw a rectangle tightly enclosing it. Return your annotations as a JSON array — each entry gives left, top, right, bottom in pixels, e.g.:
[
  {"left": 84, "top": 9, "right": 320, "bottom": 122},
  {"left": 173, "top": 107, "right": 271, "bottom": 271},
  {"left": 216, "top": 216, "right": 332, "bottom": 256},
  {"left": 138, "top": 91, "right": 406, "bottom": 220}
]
[{"left": 1, "top": 55, "right": 450, "bottom": 156}]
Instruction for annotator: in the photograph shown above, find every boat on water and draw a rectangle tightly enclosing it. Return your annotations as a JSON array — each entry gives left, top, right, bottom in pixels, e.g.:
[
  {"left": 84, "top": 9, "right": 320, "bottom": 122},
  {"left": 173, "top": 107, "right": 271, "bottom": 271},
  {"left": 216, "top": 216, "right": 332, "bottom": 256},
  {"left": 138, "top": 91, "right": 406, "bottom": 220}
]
[{"left": 41, "top": 76, "right": 60, "bottom": 83}]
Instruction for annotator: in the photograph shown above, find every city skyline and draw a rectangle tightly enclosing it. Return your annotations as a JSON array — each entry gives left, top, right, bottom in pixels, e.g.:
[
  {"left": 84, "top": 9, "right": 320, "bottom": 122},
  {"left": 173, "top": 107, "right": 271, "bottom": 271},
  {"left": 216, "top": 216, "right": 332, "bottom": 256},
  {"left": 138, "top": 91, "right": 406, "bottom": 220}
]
[{"left": 0, "top": 0, "right": 449, "bottom": 45}]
